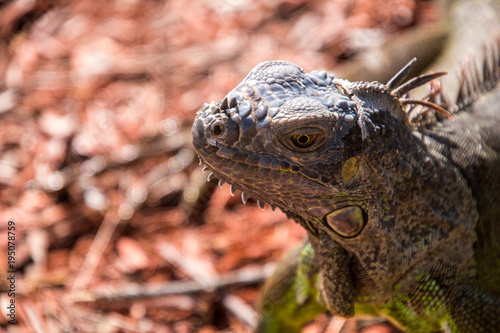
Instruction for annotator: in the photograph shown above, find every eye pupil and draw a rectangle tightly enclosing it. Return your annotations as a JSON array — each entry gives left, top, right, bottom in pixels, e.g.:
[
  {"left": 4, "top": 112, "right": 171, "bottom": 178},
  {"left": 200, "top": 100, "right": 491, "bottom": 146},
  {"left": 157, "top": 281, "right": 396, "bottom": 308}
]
[
  {"left": 291, "top": 133, "right": 317, "bottom": 148},
  {"left": 297, "top": 135, "right": 309, "bottom": 145}
]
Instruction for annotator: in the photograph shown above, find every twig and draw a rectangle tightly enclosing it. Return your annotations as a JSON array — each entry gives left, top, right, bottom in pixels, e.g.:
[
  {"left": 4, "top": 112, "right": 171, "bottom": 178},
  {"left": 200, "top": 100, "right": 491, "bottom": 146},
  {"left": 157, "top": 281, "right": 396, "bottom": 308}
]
[
  {"left": 324, "top": 316, "right": 347, "bottom": 333},
  {"left": 58, "top": 295, "right": 160, "bottom": 333},
  {"left": 222, "top": 293, "right": 258, "bottom": 330},
  {"left": 23, "top": 301, "right": 46, "bottom": 333},
  {"left": 71, "top": 210, "right": 121, "bottom": 291},
  {"left": 156, "top": 241, "right": 218, "bottom": 289},
  {"left": 67, "top": 263, "right": 276, "bottom": 303}
]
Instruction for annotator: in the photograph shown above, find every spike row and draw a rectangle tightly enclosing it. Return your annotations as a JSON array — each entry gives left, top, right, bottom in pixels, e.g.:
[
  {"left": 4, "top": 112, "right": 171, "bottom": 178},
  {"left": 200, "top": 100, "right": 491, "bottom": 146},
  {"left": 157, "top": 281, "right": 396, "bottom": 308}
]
[
  {"left": 385, "top": 58, "right": 453, "bottom": 121},
  {"left": 386, "top": 57, "right": 417, "bottom": 90},
  {"left": 392, "top": 71, "right": 448, "bottom": 97},
  {"left": 455, "top": 36, "right": 500, "bottom": 111},
  {"left": 400, "top": 99, "right": 453, "bottom": 119}
]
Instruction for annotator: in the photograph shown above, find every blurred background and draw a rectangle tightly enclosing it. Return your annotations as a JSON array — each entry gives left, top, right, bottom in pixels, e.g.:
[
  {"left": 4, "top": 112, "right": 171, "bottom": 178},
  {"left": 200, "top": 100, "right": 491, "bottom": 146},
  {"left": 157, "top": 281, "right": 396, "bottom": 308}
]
[{"left": 0, "top": 0, "right": 439, "bottom": 332}]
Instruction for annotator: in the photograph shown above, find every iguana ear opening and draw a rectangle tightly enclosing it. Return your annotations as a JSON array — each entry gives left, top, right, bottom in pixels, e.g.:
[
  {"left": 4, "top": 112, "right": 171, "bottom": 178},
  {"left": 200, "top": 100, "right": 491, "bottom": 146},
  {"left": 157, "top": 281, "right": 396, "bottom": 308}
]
[{"left": 324, "top": 206, "right": 365, "bottom": 238}]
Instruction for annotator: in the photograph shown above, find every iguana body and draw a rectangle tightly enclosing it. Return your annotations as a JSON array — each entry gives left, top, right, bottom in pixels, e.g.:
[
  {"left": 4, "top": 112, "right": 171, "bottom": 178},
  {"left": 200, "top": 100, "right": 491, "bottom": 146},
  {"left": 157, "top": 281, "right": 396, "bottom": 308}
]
[{"left": 192, "top": 0, "right": 500, "bottom": 331}]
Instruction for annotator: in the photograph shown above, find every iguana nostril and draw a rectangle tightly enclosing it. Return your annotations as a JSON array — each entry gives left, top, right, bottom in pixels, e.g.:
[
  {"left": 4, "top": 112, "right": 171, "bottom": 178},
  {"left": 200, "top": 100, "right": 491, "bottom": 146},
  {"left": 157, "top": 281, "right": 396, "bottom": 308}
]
[
  {"left": 210, "top": 121, "right": 226, "bottom": 138},
  {"left": 213, "top": 124, "right": 223, "bottom": 136}
]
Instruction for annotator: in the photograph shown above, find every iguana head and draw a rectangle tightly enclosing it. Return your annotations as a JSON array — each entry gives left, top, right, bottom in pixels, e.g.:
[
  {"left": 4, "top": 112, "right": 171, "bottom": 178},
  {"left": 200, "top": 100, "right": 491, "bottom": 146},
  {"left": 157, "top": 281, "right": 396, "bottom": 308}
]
[{"left": 192, "top": 60, "right": 457, "bottom": 316}]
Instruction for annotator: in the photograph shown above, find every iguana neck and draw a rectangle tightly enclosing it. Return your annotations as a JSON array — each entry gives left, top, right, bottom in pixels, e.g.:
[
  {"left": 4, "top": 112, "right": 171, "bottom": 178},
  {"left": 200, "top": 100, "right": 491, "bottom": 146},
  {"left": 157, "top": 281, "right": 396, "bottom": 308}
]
[{"left": 420, "top": 82, "right": 500, "bottom": 296}]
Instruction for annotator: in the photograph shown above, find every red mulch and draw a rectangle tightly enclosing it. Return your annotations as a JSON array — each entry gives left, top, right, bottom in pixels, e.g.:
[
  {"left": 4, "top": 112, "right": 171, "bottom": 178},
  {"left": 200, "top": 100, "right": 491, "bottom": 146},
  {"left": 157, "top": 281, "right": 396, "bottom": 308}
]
[{"left": 0, "top": 0, "right": 437, "bottom": 332}]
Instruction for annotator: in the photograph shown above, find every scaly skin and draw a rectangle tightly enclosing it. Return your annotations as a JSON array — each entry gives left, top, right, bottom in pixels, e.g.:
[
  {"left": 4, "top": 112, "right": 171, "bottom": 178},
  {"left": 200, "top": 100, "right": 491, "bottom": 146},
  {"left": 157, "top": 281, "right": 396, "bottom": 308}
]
[
  {"left": 192, "top": 1, "right": 500, "bottom": 332},
  {"left": 255, "top": 241, "right": 327, "bottom": 332}
]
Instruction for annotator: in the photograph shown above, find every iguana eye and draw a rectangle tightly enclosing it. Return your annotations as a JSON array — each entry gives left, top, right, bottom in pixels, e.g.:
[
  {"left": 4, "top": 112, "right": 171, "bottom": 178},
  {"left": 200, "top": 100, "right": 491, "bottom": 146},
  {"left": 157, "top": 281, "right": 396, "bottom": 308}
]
[
  {"left": 277, "top": 126, "right": 326, "bottom": 152},
  {"left": 291, "top": 134, "right": 318, "bottom": 148}
]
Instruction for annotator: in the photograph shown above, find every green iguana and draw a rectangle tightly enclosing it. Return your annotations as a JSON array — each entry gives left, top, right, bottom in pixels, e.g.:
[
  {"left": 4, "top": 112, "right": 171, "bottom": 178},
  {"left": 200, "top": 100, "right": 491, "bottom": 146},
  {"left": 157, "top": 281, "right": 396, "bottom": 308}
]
[{"left": 191, "top": 0, "right": 500, "bottom": 331}]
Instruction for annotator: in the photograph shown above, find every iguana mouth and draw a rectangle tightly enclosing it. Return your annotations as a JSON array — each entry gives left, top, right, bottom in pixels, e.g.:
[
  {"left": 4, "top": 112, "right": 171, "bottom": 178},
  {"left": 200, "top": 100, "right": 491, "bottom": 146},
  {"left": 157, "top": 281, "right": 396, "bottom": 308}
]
[
  {"left": 192, "top": 142, "right": 280, "bottom": 210},
  {"left": 192, "top": 139, "right": 331, "bottom": 213}
]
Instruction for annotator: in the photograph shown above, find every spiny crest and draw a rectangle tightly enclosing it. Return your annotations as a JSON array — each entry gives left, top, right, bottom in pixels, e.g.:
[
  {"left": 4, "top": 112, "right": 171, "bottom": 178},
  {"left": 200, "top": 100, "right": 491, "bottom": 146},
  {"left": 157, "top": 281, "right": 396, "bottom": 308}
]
[
  {"left": 338, "top": 61, "right": 450, "bottom": 135},
  {"left": 385, "top": 57, "right": 452, "bottom": 128},
  {"left": 399, "top": 35, "right": 500, "bottom": 129},
  {"left": 453, "top": 35, "right": 500, "bottom": 112}
]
